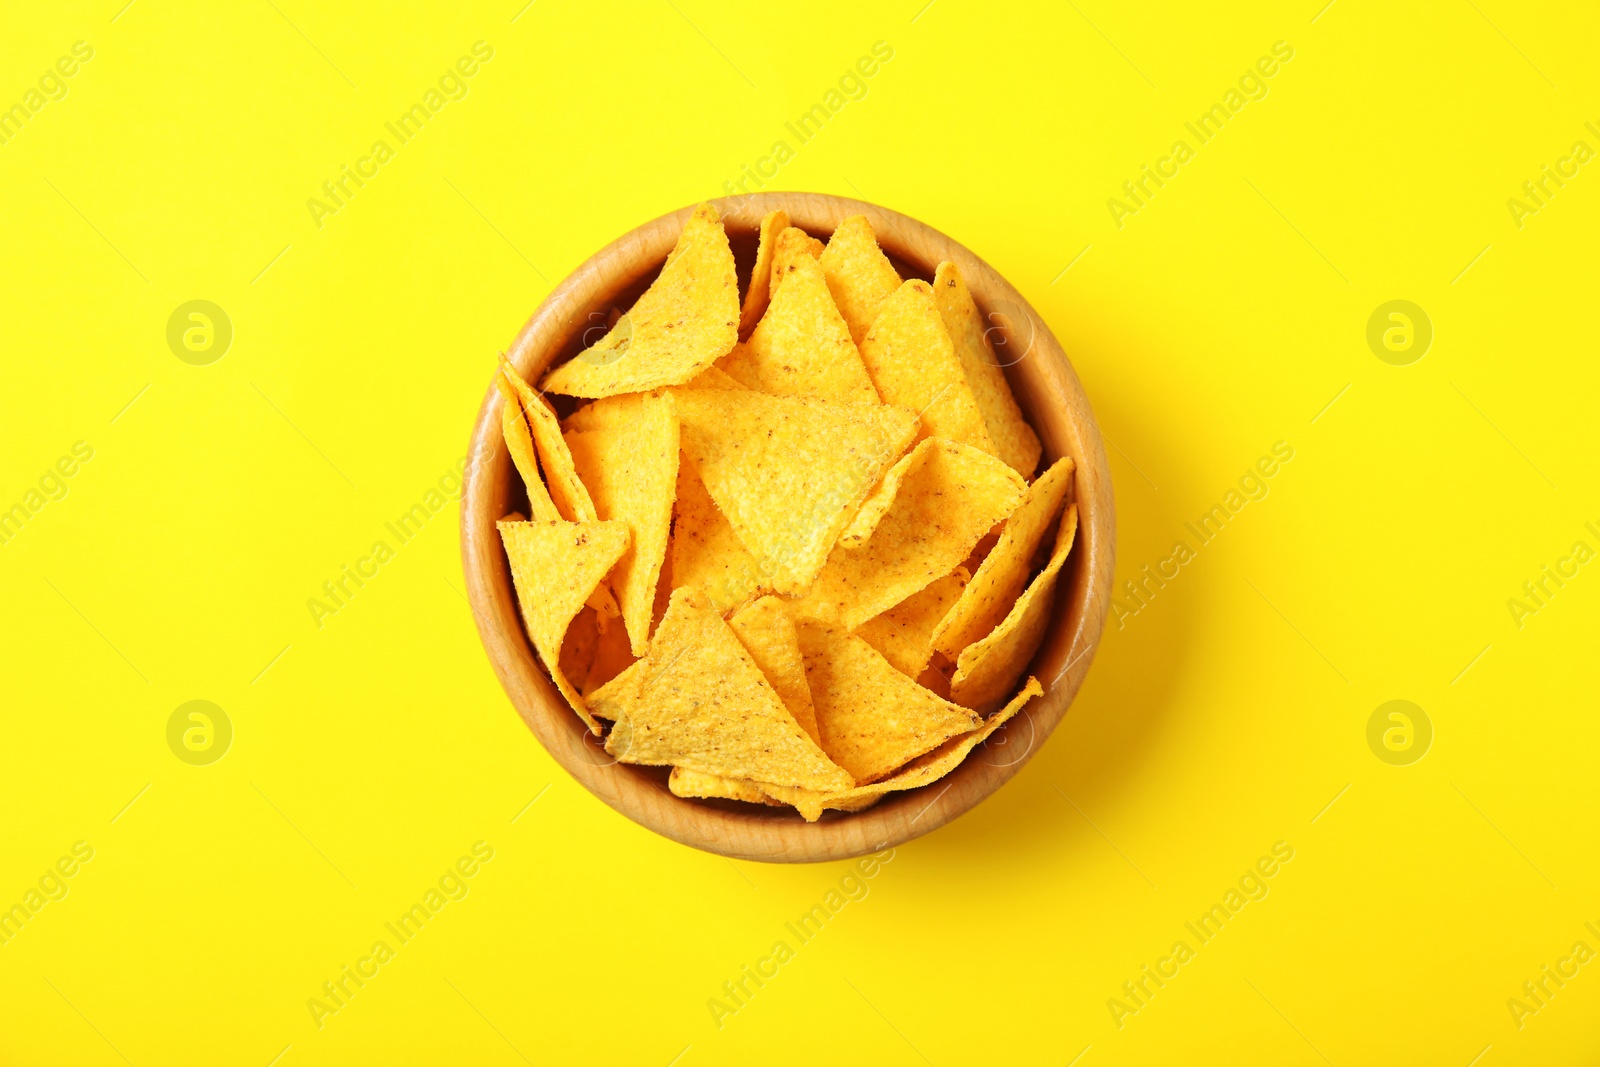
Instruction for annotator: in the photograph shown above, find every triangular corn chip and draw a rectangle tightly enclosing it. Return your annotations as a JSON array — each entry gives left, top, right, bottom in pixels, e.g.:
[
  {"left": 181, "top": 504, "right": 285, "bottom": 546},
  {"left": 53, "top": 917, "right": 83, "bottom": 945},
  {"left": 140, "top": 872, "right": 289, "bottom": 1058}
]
[
  {"left": 497, "top": 375, "right": 560, "bottom": 523},
  {"left": 819, "top": 215, "right": 901, "bottom": 346},
  {"left": 605, "top": 588, "right": 852, "bottom": 791},
  {"left": 669, "top": 766, "right": 786, "bottom": 807},
  {"left": 738, "top": 209, "right": 788, "bottom": 337},
  {"left": 933, "top": 456, "right": 1074, "bottom": 658},
  {"left": 951, "top": 504, "right": 1078, "bottom": 711},
  {"left": 670, "top": 388, "right": 918, "bottom": 595},
  {"left": 933, "top": 261, "right": 1043, "bottom": 479},
  {"left": 761, "top": 677, "right": 1043, "bottom": 821},
  {"left": 563, "top": 392, "right": 679, "bottom": 655},
  {"left": 794, "top": 439, "right": 1026, "bottom": 629},
  {"left": 499, "top": 359, "right": 597, "bottom": 523},
  {"left": 770, "top": 226, "right": 824, "bottom": 297},
  {"left": 859, "top": 280, "right": 996, "bottom": 454},
  {"left": 857, "top": 569, "right": 969, "bottom": 678},
  {"left": 796, "top": 618, "right": 982, "bottom": 784},
  {"left": 543, "top": 203, "right": 739, "bottom": 397},
  {"left": 670, "top": 458, "right": 768, "bottom": 613},
  {"left": 499, "top": 518, "right": 631, "bottom": 733},
  {"left": 729, "top": 596, "right": 819, "bottom": 745},
  {"left": 586, "top": 657, "right": 642, "bottom": 720},
  {"left": 718, "top": 250, "right": 880, "bottom": 405}
]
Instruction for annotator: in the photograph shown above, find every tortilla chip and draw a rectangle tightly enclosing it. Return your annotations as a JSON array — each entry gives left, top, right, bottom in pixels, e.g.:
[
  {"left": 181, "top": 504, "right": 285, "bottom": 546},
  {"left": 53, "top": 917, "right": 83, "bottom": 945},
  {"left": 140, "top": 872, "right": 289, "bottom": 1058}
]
[
  {"left": 859, "top": 280, "right": 995, "bottom": 454},
  {"left": 670, "top": 388, "right": 918, "bottom": 595},
  {"left": 796, "top": 618, "right": 982, "bottom": 784},
  {"left": 497, "top": 376, "right": 560, "bottom": 523},
  {"left": 951, "top": 505, "right": 1078, "bottom": 711},
  {"left": 794, "top": 439, "right": 1026, "bottom": 629},
  {"left": 499, "top": 359, "right": 598, "bottom": 523},
  {"left": 729, "top": 596, "right": 819, "bottom": 745},
  {"left": 606, "top": 588, "right": 852, "bottom": 791},
  {"left": 819, "top": 215, "right": 902, "bottom": 346},
  {"left": 739, "top": 209, "right": 788, "bottom": 338},
  {"left": 768, "top": 676, "right": 1043, "bottom": 820},
  {"left": 559, "top": 606, "right": 601, "bottom": 692},
  {"left": 670, "top": 458, "right": 768, "bottom": 613},
  {"left": 682, "top": 363, "right": 748, "bottom": 391},
  {"left": 586, "top": 657, "right": 642, "bottom": 720},
  {"left": 717, "top": 251, "right": 880, "bottom": 405},
  {"left": 770, "top": 226, "right": 825, "bottom": 297},
  {"left": 932, "top": 456, "right": 1074, "bottom": 658},
  {"left": 563, "top": 392, "right": 679, "bottom": 655},
  {"left": 542, "top": 203, "right": 739, "bottom": 397},
  {"left": 917, "top": 660, "right": 953, "bottom": 700},
  {"left": 669, "top": 766, "right": 787, "bottom": 807},
  {"left": 499, "top": 518, "right": 631, "bottom": 733},
  {"left": 857, "top": 570, "right": 969, "bottom": 678},
  {"left": 582, "top": 615, "right": 636, "bottom": 697},
  {"left": 933, "top": 261, "right": 1043, "bottom": 478}
]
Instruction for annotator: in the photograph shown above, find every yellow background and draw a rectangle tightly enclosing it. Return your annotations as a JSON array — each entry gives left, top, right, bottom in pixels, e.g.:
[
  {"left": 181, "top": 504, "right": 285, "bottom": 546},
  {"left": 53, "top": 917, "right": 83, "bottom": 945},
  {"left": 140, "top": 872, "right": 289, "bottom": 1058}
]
[{"left": 2, "top": 0, "right": 1597, "bottom": 1063}]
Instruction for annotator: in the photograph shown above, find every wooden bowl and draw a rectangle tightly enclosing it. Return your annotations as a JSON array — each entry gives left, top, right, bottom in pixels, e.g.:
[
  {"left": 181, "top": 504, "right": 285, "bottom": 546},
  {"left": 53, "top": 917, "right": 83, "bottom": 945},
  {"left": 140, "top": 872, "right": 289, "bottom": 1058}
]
[{"left": 460, "top": 192, "right": 1114, "bottom": 863}]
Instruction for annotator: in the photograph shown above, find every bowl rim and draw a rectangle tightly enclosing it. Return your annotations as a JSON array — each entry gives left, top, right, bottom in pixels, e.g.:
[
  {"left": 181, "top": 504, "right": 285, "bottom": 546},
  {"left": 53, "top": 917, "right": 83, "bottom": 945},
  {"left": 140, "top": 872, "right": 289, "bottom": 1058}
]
[{"left": 460, "top": 191, "right": 1115, "bottom": 863}]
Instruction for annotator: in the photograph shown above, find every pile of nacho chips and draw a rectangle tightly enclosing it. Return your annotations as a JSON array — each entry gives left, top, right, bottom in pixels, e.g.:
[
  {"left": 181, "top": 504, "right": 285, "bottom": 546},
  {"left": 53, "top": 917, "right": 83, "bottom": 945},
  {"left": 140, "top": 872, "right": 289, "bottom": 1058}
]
[{"left": 496, "top": 203, "right": 1077, "bottom": 822}]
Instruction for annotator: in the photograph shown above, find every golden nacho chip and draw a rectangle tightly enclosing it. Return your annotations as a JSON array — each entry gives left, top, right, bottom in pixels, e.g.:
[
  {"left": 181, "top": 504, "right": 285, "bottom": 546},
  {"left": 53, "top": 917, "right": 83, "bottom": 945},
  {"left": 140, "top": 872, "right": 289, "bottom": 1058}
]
[
  {"left": 499, "top": 518, "right": 632, "bottom": 733},
  {"left": 738, "top": 209, "right": 788, "bottom": 338},
  {"left": 932, "top": 456, "right": 1075, "bottom": 659},
  {"left": 682, "top": 363, "right": 749, "bottom": 391},
  {"left": 582, "top": 614, "right": 636, "bottom": 698},
  {"left": 819, "top": 215, "right": 902, "bottom": 346},
  {"left": 796, "top": 618, "right": 982, "bottom": 784},
  {"left": 542, "top": 202, "right": 739, "bottom": 397},
  {"left": 586, "top": 657, "right": 642, "bottom": 720},
  {"left": 669, "top": 766, "right": 786, "bottom": 807},
  {"left": 497, "top": 376, "right": 560, "bottom": 523},
  {"left": 729, "top": 596, "right": 819, "bottom": 745},
  {"left": 670, "top": 388, "right": 918, "bottom": 595},
  {"left": 794, "top": 439, "right": 1026, "bottom": 629},
  {"left": 933, "top": 261, "right": 1043, "bottom": 479},
  {"left": 951, "top": 505, "right": 1078, "bottom": 711},
  {"left": 605, "top": 588, "right": 852, "bottom": 791},
  {"left": 857, "top": 569, "right": 969, "bottom": 678},
  {"left": 670, "top": 458, "right": 768, "bottom": 613},
  {"left": 558, "top": 606, "right": 601, "bottom": 692},
  {"left": 563, "top": 392, "right": 679, "bottom": 656},
  {"left": 499, "top": 359, "right": 598, "bottom": 523},
  {"left": 718, "top": 251, "right": 880, "bottom": 405},
  {"left": 770, "top": 225, "right": 825, "bottom": 296},
  {"left": 858, "top": 280, "right": 996, "bottom": 454},
  {"left": 765, "top": 676, "right": 1044, "bottom": 820}
]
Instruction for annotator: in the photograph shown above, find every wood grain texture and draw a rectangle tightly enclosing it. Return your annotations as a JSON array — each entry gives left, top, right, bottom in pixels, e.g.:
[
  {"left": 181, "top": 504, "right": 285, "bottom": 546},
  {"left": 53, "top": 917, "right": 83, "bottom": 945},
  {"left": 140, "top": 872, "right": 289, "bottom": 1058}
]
[{"left": 460, "top": 192, "right": 1116, "bottom": 863}]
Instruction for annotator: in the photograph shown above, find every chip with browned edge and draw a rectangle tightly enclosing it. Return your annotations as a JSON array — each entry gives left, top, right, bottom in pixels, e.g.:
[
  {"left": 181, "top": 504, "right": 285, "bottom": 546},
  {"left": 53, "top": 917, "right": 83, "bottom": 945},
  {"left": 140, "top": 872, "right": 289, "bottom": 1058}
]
[
  {"left": 499, "top": 518, "right": 631, "bottom": 734},
  {"left": 797, "top": 618, "right": 982, "bottom": 784},
  {"left": 542, "top": 203, "right": 738, "bottom": 397},
  {"left": 606, "top": 587, "right": 852, "bottom": 791},
  {"left": 859, "top": 280, "right": 996, "bottom": 454},
  {"left": 795, "top": 439, "right": 1025, "bottom": 629},
  {"left": 951, "top": 504, "right": 1078, "bottom": 711},
  {"left": 563, "top": 392, "right": 678, "bottom": 655},
  {"left": 671, "top": 387, "right": 918, "bottom": 595},
  {"left": 933, "top": 261, "right": 1043, "bottom": 479},
  {"left": 933, "top": 456, "right": 1074, "bottom": 659}
]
